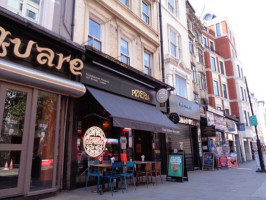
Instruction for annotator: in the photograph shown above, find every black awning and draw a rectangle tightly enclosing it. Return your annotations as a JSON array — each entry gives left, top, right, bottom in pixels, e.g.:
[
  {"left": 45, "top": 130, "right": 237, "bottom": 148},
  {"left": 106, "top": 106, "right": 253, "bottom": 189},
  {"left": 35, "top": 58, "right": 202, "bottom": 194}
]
[{"left": 87, "top": 87, "right": 179, "bottom": 134}]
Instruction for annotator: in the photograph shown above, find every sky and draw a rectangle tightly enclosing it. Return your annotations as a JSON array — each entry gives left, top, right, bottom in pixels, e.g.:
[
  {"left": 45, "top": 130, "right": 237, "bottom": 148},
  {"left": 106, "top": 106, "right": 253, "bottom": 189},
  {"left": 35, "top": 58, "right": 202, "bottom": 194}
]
[{"left": 189, "top": 0, "right": 266, "bottom": 102}]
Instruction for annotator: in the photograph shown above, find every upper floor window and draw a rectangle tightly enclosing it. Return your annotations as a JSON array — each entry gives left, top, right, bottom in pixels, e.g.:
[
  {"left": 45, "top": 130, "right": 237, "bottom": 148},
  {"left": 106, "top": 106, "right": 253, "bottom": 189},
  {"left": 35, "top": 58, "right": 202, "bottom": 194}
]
[
  {"left": 175, "top": 75, "right": 187, "bottom": 98},
  {"left": 203, "top": 37, "right": 207, "bottom": 48},
  {"left": 244, "top": 89, "right": 247, "bottom": 102},
  {"left": 213, "top": 80, "right": 219, "bottom": 96},
  {"left": 240, "top": 86, "right": 244, "bottom": 101},
  {"left": 237, "top": 65, "right": 241, "bottom": 78},
  {"left": 120, "top": 38, "right": 130, "bottom": 65},
  {"left": 193, "top": 93, "right": 199, "bottom": 103},
  {"left": 210, "top": 41, "right": 215, "bottom": 52},
  {"left": 88, "top": 19, "right": 101, "bottom": 51},
  {"left": 7, "top": 0, "right": 40, "bottom": 23},
  {"left": 216, "top": 23, "right": 221, "bottom": 36},
  {"left": 225, "top": 109, "right": 230, "bottom": 115},
  {"left": 189, "top": 39, "right": 194, "bottom": 53},
  {"left": 244, "top": 110, "right": 249, "bottom": 126},
  {"left": 200, "top": 73, "right": 207, "bottom": 89},
  {"left": 191, "top": 65, "right": 197, "bottom": 83},
  {"left": 167, "top": 0, "right": 178, "bottom": 17},
  {"left": 198, "top": 48, "right": 204, "bottom": 64},
  {"left": 211, "top": 56, "right": 216, "bottom": 71},
  {"left": 169, "top": 29, "right": 181, "bottom": 59},
  {"left": 142, "top": 1, "right": 149, "bottom": 24},
  {"left": 222, "top": 84, "right": 228, "bottom": 99},
  {"left": 144, "top": 52, "right": 151, "bottom": 75},
  {"left": 219, "top": 61, "right": 225, "bottom": 75},
  {"left": 120, "top": 0, "right": 129, "bottom": 7}
]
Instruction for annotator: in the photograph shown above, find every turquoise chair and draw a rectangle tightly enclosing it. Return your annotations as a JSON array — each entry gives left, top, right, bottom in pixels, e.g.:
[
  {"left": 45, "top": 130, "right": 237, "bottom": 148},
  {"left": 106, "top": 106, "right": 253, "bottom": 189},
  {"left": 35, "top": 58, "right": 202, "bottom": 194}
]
[
  {"left": 85, "top": 160, "right": 100, "bottom": 192},
  {"left": 101, "top": 162, "right": 124, "bottom": 196},
  {"left": 121, "top": 161, "right": 136, "bottom": 192}
]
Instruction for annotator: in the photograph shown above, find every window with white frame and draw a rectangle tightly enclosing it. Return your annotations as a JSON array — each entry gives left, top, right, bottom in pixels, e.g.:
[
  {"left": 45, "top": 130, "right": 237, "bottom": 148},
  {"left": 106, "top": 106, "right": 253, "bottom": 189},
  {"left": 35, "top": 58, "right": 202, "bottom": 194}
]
[
  {"left": 144, "top": 51, "right": 151, "bottom": 75},
  {"left": 142, "top": 1, "right": 149, "bottom": 24},
  {"left": 213, "top": 80, "right": 219, "bottom": 96},
  {"left": 193, "top": 93, "right": 199, "bottom": 103},
  {"left": 216, "top": 23, "right": 221, "bottom": 36},
  {"left": 211, "top": 56, "right": 216, "bottom": 71},
  {"left": 244, "top": 89, "right": 247, "bottom": 102},
  {"left": 219, "top": 61, "right": 225, "bottom": 75},
  {"left": 167, "top": 0, "right": 178, "bottom": 17},
  {"left": 189, "top": 39, "right": 194, "bottom": 53},
  {"left": 222, "top": 84, "right": 228, "bottom": 99},
  {"left": 203, "top": 37, "right": 207, "bottom": 48},
  {"left": 210, "top": 40, "right": 215, "bottom": 52},
  {"left": 7, "top": 0, "right": 40, "bottom": 23},
  {"left": 120, "top": 38, "right": 130, "bottom": 65},
  {"left": 191, "top": 65, "right": 197, "bottom": 83},
  {"left": 237, "top": 65, "right": 241, "bottom": 78},
  {"left": 240, "top": 86, "right": 244, "bottom": 101},
  {"left": 120, "top": 0, "right": 129, "bottom": 7},
  {"left": 244, "top": 110, "right": 249, "bottom": 126},
  {"left": 88, "top": 19, "right": 101, "bottom": 50},
  {"left": 169, "top": 29, "right": 181, "bottom": 59},
  {"left": 198, "top": 48, "right": 204, "bottom": 64},
  {"left": 225, "top": 109, "right": 230, "bottom": 115},
  {"left": 175, "top": 74, "right": 187, "bottom": 98},
  {"left": 200, "top": 73, "right": 206, "bottom": 89},
  {"left": 217, "top": 106, "right": 222, "bottom": 111}
]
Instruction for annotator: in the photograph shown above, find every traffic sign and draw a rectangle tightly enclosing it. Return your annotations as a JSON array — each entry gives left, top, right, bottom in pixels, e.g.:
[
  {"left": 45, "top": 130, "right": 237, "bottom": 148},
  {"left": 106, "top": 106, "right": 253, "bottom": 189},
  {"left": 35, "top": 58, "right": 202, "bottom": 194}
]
[{"left": 249, "top": 115, "right": 258, "bottom": 126}]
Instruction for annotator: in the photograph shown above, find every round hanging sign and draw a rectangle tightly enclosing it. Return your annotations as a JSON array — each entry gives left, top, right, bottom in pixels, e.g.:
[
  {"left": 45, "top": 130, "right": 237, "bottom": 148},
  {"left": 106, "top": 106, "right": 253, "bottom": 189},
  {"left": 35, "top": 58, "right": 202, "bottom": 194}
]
[
  {"left": 156, "top": 88, "right": 169, "bottom": 103},
  {"left": 83, "top": 126, "right": 106, "bottom": 157}
]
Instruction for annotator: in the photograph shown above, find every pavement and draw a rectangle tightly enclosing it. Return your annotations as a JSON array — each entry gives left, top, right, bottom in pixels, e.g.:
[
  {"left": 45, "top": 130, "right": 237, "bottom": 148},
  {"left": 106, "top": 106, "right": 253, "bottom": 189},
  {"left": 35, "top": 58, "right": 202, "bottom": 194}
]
[{"left": 45, "top": 160, "right": 266, "bottom": 200}]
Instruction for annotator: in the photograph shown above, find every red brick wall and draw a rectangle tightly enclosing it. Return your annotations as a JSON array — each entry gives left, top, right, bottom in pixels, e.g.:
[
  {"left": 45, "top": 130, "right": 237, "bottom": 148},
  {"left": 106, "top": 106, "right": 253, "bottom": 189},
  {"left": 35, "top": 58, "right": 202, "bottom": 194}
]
[{"left": 230, "top": 102, "right": 240, "bottom": 117}]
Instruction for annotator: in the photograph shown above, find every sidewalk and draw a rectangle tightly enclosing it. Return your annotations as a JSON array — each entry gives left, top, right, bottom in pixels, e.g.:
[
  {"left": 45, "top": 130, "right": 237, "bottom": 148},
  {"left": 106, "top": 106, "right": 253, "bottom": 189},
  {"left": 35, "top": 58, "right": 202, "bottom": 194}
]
[{"left": 46, "top": 160, "right": 266, "bottom": 200}]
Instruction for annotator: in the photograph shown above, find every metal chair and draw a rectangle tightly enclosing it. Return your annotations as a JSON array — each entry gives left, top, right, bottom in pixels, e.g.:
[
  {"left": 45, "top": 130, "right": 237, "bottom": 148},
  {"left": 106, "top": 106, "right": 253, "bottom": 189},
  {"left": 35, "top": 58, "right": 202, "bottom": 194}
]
[
  {"left": 101, "top": 162, "right": 124, "bottom": 196},
  {"left": 85, "top": 160, "right": 100, "bottom": 192},
  {"left": 121, "top": 161, "right": 136, "bottom": 192}
]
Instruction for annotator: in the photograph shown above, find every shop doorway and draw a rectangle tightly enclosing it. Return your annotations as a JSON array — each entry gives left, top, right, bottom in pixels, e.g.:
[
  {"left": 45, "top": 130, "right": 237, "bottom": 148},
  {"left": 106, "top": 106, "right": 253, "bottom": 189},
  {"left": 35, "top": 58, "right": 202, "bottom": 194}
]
[
  {"left": 0, "top": 83, "right": 33, "bottom": 197},
  {"left": 134, "top": 130, "right": 152, "bottom": 161}
]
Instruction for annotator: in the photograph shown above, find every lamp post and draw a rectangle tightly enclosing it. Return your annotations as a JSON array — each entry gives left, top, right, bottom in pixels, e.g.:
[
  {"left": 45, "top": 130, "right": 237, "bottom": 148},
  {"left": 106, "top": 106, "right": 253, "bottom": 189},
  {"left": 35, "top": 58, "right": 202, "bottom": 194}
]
[{"left": 245, "top": 77, "right": 265, "bottom": 172}]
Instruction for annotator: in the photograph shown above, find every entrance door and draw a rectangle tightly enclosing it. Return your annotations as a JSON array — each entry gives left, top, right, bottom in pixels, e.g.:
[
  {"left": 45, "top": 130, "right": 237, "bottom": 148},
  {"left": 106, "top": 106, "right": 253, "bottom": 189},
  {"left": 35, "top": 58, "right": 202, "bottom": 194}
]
[{"left": 0, "top": 83, "right": 32, "bottom": 197}]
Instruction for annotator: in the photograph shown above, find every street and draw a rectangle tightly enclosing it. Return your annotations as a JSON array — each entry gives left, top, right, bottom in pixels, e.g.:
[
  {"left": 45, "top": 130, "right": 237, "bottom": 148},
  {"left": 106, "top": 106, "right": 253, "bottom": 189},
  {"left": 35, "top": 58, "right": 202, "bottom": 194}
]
[{"left": 46, "top": 160, "right": 266, "bottom": 200}]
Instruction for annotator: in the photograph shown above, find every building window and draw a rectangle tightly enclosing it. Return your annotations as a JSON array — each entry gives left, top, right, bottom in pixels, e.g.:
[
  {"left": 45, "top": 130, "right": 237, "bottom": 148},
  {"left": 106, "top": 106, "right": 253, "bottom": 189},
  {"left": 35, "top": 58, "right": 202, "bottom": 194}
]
[
  {"left": 144, "top": 52, "right": 151, "bottom": 75},
  {"left": 211, "top": 56, "right": 216, "bottom": 71},
  {"left": 191, "top": 65, "right": 197, "bottom": 83},
  {"left": 225, "top": 109, "right": 230, "bottom": 115},
  {"left": 88, "top": 19, "right": 101, "bottom": 50},
  {"left": 217, "top": 106, "right": 222, "bottom": 111},
  {"left": 203, "top": 37, "right": 207, "bottom": 48},
  {"left": 169, "top": 29, "right": 180, "bottom": 59},
  {"left": 120, "top": 38, "right": 130, "bottom": 65},
  {"left": 142, "top": 1, "right": 149, "bottom": 24},
  {"left": 189, "top": 39, "right": 194, "bottom": 53},
  {"left": 168, "top": 0, "right": 178, "bottom": 17},
  {"left": 193, "top": 93, "right": 199, "bottom": 103},
  {"left": 240, "top": 86, "right": 244, "bottom": 101},
  {"left": 175, "top": 75, "right": 187, "bottom": 98},
  {"left": 120, "top": 0, "right": 129, "bottom": 6},
  {"left": 198, "top": 48, "right": 204, "bottom": 64},
  {"left": 216, "top": 23, "right": 221, "bottom": 36},
  {"left": 213, "top": 80, "right": 219, "bottom": 96},
  {"left": 7, "top": 0, "right": 40, "bottom": 23},
  {"left": 237, "top": 65, "right": 241, "bottom": 78},
  {"left": 244, "top": 89, "right": 247, "bottom": 102},
  {"left": 210, "top": 41, "right": 215, "bottom": 52},
  {"left": 219, "top": 61, "right": 225, "bottom": 75},
  {"left": 222, "top": 84, "right": 228, "bottom": 99},
  {"left": 200, "top": 73, "right": 206, "bottom": 89},
  {"left": 244, "top": 110, "right": 249, "bottom": 126}
]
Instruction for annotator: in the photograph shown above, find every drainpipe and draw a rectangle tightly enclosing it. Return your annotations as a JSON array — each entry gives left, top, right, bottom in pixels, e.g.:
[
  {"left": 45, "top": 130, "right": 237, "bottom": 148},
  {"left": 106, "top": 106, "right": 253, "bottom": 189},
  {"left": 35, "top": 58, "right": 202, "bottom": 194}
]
[
  {"left": 70, "top": 0, "right": 76, "bottom": 41},
  {"left": 159, "top": 0, "right": 165, "bottom": 83}
]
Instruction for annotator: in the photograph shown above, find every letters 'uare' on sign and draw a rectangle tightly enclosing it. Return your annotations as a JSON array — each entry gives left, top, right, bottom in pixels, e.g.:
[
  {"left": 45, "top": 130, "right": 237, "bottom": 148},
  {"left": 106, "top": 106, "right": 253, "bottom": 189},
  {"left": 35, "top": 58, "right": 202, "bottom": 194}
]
[{"left": 203, "top": 152, "right": 214, "bottom": 170}]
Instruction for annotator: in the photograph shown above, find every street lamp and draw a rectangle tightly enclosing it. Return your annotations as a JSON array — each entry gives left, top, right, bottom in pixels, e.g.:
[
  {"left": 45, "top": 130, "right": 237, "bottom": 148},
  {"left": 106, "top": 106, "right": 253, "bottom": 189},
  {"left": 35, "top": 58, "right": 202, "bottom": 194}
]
[{"left": 245, "top": 77, "right": 265, "bottom": 172}]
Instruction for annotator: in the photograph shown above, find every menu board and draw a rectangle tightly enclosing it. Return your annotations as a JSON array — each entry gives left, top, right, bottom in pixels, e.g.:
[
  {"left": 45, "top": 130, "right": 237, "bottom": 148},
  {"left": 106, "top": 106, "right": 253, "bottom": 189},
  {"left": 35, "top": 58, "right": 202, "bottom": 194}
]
[
  {"left": 167, "top": 153, "right": 184, "bottom": 178},
  {"left": 203, "top": 152, "right": 214, "bottom": 170}
]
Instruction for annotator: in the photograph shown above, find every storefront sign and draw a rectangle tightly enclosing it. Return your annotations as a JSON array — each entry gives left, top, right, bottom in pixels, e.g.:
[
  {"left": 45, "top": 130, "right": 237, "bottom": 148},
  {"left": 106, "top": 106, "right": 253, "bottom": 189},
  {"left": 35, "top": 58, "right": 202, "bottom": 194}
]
[
  {"left": 226, "top": 119, "right": 236, "bottom": 132},
  {"left": 168, "top": 154, "right": 183, "bottom": 178},
  {"left": 201, "top": 125, "right": 216, "bottom": 137},
  {"left": 83, "top": 126, "right": 106, "bottom": 157},
  {"left": 0, "top": 26, "right": 83, "bottom": 76},
  {"left": 156, "top": 88, "right": 169, "bottom": 103},
  {"left": 207, "top": 111, "right": 226, "bottom": 131},
  {"left": 203, "top": 152, "right": 214, "bottom": 170},
  {"left": 169, "top": 95, "right": 200, "bottom": 120},
  {"left": 81, "top": 64, "right": 154, "bottom": 103}
]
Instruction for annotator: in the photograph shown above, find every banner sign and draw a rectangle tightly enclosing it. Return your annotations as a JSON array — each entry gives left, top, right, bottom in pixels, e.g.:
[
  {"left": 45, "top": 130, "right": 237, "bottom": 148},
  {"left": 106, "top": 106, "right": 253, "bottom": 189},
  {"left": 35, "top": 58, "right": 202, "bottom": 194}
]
[{"left": 237, "top": 123, "right": 246, "bottom": 131}]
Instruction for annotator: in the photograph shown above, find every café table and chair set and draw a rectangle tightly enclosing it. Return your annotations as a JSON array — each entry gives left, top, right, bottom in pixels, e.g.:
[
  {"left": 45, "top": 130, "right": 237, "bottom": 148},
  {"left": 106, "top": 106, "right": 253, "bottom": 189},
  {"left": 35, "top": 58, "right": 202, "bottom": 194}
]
[{"left": 84, "top": 160, "right": 163, "bottom": 196}]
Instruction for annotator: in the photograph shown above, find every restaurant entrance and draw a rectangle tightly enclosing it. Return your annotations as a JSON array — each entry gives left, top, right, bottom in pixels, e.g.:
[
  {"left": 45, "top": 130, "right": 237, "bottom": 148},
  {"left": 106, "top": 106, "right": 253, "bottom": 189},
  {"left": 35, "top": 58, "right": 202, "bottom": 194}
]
[{"left": 134, "top": 131, "right": 153, "bottom": 161}]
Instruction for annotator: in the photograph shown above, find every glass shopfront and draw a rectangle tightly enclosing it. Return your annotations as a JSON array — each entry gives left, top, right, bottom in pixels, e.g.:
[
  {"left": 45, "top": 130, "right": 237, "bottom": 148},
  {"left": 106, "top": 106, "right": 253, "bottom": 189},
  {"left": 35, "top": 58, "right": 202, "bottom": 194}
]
[{"left": 0, "top": 82, "right": 62, "bottom": 198}]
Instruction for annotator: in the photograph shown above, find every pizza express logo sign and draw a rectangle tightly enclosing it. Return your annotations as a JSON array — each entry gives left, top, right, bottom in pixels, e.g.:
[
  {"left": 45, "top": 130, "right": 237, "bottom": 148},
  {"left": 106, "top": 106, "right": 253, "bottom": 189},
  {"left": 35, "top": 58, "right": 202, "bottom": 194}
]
[
  {"left": 0, "top": 26, "right": 83, "bottom": 76},
  {"left": 132, "top": 89, "right": 150, "bottom": 101},
  {"left": 83, "top": 126, "right": 106, "bottom": 157}
]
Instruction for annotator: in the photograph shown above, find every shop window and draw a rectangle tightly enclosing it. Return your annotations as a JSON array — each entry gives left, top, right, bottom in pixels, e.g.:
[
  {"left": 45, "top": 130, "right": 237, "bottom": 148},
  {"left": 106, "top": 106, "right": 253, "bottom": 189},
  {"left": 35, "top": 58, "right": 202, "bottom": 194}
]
[{"left": 30, "top": 91, "right": 58, "bottom": 191}]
